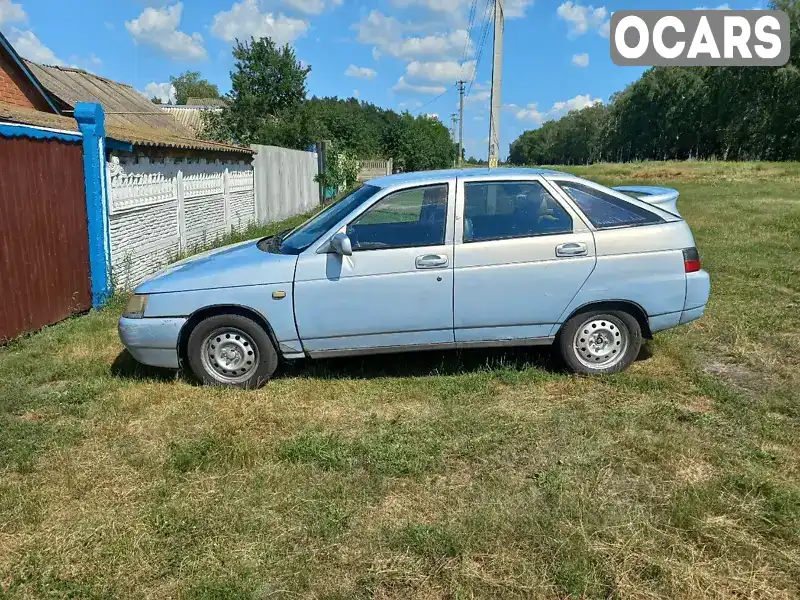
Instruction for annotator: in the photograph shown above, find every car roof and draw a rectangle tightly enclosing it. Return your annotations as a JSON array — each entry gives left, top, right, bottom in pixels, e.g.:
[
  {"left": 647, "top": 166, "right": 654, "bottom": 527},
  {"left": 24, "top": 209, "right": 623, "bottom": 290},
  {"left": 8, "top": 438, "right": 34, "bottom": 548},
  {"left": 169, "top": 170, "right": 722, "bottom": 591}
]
[{"left": 368, "top": 167, "right": 571, "bottom": 188}]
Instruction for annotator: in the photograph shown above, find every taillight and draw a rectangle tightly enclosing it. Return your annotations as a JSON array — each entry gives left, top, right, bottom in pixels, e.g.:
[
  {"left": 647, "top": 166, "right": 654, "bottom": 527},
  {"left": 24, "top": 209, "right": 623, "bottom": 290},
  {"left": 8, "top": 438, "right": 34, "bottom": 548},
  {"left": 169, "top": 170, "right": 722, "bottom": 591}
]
[{"left": 683, "top": 247, "right": 701, "bottom": 273}]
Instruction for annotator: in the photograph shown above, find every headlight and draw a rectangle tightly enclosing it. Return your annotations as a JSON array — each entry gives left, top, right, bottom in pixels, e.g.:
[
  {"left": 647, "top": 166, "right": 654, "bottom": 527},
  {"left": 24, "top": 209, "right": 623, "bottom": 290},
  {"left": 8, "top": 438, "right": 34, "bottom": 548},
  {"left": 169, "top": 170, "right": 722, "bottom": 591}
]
[{"left": 123, "top": 294, "right": 149, "bottom": 319}]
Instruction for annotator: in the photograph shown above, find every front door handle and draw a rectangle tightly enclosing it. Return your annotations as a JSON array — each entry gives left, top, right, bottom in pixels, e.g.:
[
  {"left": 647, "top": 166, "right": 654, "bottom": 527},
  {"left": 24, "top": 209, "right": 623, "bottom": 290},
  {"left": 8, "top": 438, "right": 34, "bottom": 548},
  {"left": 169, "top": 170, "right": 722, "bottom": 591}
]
[
  {"left": 556, "top": 242, "right": 588, "bottom": 257},
  {"left": 416, "top": 254, "right": 449, "bottom": 269}
]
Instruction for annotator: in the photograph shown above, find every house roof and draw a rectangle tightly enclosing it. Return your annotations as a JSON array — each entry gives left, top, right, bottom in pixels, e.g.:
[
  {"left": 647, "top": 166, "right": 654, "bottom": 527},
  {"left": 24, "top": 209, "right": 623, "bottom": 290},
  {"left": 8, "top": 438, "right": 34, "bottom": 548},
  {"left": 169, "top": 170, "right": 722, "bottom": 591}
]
[
  {"left": 0, "top": 31, "right": 60, "bottom": 113},
  {"left": 186, "top": 97, "right": 227, "bottom": 107},
  {"left": 160, "top": 104, "right": 222, "bottom": 136},
  {"left": 25, "top": 61, "right": 193, "bottom": 134},
  {"left": 18, "top": 61, "right": 252, "bottom": 155},
  {"left": 0, "top": 102, "right": 253, "bottom": 154}
]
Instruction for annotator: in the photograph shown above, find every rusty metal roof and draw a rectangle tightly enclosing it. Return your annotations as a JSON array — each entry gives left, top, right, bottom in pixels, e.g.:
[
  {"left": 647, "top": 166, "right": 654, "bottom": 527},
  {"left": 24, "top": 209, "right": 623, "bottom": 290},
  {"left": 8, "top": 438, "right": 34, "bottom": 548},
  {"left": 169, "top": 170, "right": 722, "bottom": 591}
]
[
  {"left": 25, "top": 61, "right": 191, "bottom": 133},
  {"left": 16, "top": 62, "right": 252, "bottom": 155},
  {"left": 0, "top": 102, "right": 252, "bottom": 154}
]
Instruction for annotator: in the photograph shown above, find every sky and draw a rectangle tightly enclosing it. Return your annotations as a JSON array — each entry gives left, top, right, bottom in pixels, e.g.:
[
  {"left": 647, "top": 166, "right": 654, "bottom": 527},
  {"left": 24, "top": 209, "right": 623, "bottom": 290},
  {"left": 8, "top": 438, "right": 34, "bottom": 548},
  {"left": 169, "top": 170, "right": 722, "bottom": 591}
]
[{"left": 0, "top": 0, "right": 769, "bottom": 159}]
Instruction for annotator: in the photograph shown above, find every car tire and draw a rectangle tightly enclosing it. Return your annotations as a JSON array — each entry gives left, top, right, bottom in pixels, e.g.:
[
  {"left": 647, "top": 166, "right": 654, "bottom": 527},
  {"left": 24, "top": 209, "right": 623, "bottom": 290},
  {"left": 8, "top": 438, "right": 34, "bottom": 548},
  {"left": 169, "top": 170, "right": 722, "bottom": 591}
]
[
  {"left": 558, "top": 310, "right": 642, "bottom": 375},
  {"left": 187, "top": 314, "right": 278, "bottom": 389}
]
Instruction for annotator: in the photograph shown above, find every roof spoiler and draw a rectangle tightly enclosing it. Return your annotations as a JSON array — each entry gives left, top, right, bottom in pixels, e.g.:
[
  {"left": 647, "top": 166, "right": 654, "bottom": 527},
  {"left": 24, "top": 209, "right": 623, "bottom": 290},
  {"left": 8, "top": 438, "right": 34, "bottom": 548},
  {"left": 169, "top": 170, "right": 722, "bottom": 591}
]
[{"left": 613, "top": 185, "right": 681, "bottom": 218}]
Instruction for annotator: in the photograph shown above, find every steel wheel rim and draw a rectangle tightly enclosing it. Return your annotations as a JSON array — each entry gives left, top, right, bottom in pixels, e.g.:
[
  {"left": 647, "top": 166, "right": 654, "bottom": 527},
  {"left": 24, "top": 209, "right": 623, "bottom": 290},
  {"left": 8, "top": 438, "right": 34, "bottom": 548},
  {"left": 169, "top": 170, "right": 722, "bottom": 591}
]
[
  {"left": 573, "top": 317, "right": 628, "bottom": 370},
  {"left": 200, "top": 327, "right": 259, "bottom": 384}
]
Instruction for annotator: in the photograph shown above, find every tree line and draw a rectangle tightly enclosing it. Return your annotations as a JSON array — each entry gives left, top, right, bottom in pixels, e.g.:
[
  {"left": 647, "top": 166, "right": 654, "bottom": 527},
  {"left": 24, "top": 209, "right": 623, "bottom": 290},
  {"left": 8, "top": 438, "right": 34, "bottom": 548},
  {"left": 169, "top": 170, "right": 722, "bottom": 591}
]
[
  {"left": 510, "top": 0, "right": 800, "bottom": 165},
  {"left": 166, "top": 38, "right": 456, "bottom": 173}
]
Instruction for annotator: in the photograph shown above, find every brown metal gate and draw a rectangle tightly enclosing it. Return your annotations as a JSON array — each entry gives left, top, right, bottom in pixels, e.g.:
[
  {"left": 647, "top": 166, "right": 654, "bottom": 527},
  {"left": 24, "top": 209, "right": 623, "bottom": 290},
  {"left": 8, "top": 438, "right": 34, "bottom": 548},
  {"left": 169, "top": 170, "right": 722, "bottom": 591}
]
[{"left": 0, "top": 136, "right": 91, "bottom": 341}]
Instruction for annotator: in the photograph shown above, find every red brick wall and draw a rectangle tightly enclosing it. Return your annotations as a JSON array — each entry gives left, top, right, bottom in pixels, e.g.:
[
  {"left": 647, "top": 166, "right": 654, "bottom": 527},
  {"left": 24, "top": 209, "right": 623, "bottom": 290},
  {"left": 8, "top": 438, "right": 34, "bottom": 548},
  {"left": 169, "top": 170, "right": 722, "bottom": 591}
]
[{"left": 0, "top": 51, "right": 51, "bottom": 111}]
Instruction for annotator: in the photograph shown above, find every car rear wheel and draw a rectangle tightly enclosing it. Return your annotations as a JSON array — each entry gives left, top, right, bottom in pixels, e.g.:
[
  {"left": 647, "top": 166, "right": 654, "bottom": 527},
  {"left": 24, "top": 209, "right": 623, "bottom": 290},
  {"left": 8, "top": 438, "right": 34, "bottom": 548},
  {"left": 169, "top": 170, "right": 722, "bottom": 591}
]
[
  {"left": 558, "top": 310, "right": 641, "bottom": 375},
  {"left": 187, "top": 314, "right": 278, "bottom": 388}
]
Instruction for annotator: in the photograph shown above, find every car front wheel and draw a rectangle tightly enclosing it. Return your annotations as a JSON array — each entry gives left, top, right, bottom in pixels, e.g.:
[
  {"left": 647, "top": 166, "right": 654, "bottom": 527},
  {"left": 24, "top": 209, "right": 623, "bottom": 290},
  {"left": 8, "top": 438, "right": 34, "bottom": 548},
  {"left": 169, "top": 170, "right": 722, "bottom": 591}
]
[
  {"left": 187, "top": 314, "right": 278, "bottom": 388},
  {"left": 558, "top": 310, "right": 642, "bottom": 375}
]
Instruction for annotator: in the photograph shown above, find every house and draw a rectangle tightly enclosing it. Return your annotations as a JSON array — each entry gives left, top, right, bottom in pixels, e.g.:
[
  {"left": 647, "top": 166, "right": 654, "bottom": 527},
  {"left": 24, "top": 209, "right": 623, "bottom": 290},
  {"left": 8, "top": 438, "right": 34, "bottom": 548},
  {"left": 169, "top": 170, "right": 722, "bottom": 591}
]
[{"left": 20, "top": 61, "right": 258, "bottom": 289}]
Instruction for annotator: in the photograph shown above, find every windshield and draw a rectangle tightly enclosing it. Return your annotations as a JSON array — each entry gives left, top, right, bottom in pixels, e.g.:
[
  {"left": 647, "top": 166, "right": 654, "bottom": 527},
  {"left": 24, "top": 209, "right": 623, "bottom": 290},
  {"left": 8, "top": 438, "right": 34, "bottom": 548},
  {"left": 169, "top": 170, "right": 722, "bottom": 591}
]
[{"left": 277, "top": 185, "right": 381, "bottom": 254}]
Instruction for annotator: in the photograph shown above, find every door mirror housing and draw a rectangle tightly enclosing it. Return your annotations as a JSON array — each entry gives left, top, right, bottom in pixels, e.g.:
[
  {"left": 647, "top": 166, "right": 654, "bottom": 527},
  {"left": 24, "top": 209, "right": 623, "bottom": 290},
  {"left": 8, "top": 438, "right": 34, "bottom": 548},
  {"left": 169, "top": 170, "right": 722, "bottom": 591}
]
[{"left": 330, "top": 232, "right": 353, "bottom": 256}]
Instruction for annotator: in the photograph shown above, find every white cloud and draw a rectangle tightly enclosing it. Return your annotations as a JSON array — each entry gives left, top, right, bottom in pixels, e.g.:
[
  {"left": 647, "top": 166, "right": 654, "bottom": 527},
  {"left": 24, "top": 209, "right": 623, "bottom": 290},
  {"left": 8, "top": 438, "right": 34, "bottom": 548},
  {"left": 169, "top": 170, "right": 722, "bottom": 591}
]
[
  {"left": 353, "top": 88, "right": 360, "bottom": 98},
  {"left": 211, "top": 0, "right": 309, "bottom": 46},
  {"left": 503, "top": 0, "right": 535, "bottom": 19},
  {"left": 126, "top": 2, "right": 207, "bottom": 60},
  {"left": 372, "top": 47, "right": 382, "bottom": 61},
  {"left": 557, "top": 1, "right": 608, "bottom": 37},
  {"left": 393, "top": 76, "right": 447, "bottom": 95},
  {"left": 405, "top": 60, "right": 474, "bottom": 83},
  {"left": 353, "top": 11, "right": 472, "bottom": 59},
  {"left": 694, "top": 3, "right": 731, "bottom": 8},
  {"left": 506, "top": 93, "right": 602, "bottom": 125},
  {"left": 0, "top": 0, "right": 25, "bottom": 27},
  {"left": 6, "top": 28, "right": 65, "bottom": 65},
  {"left": 345, "top": 64, "right": 377, "bottom": 79},
  {"left": 572, "top": 52, "right": 589, "bottom": 67},
  {"left": 284, "top": 0, "right": 325, "bottom": 15},
  {"left": 142, "top": 82, "right": 177, "bottom": 104},
  {"left": 88, "top": 53, "right": 103, "bottom": 68}
]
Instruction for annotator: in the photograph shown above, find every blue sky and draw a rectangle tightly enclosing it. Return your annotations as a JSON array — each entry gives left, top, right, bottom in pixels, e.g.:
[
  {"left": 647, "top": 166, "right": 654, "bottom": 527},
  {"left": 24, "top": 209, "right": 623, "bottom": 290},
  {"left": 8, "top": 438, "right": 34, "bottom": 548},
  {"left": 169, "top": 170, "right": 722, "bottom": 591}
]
[{"left": 0, "top": 0, "right": 768, "bottom": 158}]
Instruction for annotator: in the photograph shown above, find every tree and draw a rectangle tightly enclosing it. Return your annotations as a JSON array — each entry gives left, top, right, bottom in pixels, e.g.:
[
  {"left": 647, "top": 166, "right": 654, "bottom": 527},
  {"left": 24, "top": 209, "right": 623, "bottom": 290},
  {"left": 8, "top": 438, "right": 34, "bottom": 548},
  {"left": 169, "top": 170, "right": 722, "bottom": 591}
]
[
  {"left": 169, "top": 71, "right": 221, "bottom": 105},
  {"left": 206, "top": 37, "right": 311, "bottom": 146},
  {"left": 150, "top": 96, "right": 163, "bottom": 105}
]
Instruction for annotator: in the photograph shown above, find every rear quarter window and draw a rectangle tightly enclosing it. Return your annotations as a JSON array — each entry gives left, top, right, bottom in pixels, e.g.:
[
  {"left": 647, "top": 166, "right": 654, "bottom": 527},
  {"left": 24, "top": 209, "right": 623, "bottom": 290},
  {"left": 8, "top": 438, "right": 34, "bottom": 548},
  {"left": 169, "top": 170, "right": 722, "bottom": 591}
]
[{"left": 558, "top": 181, "right": 664, "bottom": 229}]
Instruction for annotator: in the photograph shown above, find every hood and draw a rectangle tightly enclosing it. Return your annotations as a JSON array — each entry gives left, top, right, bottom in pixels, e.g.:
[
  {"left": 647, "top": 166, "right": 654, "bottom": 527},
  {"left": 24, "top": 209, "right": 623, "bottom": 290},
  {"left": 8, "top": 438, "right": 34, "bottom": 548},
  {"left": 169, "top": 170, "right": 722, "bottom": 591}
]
[{"left": 136, "top": 238, "right": 298, "bottom": 294}]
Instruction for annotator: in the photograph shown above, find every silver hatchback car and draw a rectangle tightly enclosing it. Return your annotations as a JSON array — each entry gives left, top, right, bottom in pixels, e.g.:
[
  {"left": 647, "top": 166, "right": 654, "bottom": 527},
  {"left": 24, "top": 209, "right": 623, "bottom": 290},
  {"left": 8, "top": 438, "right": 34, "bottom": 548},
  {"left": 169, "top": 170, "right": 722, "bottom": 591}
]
[{"left": 120, "top": 168, "right": 710, "bottom": 388}]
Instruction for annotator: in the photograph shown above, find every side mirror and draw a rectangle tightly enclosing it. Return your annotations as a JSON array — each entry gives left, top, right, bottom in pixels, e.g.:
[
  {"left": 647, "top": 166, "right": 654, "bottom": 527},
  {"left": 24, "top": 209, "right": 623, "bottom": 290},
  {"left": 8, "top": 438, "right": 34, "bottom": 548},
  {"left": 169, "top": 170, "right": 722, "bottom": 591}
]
[{"left": 330, "top": 232, "right": 353, "bottom": 256}]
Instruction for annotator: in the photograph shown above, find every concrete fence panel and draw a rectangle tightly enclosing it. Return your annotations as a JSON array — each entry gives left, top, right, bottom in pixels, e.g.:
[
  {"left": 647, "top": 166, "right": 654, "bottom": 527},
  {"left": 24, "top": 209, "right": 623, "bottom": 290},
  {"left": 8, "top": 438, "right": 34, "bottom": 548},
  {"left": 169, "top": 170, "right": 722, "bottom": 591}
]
[
  {"left": 107, "top": 156, "right": 256, "bottom": 290},
  {"left": 252, "top": 144, "right": 320, "bottom": 223}
]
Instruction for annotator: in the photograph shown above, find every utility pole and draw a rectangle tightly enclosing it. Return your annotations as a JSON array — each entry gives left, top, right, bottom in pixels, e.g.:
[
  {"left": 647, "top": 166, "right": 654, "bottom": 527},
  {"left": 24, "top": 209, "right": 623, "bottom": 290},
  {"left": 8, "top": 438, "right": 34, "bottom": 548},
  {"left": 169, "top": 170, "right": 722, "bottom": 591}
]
[
  {"left": 450, "top": 112, "right": 459, "bottom": 167},
  {"left": 488, "top": 0, "right": 504, "bottom": 168},
  {"left": 457, "top": 80, "right": 465, "bottom": 167}
]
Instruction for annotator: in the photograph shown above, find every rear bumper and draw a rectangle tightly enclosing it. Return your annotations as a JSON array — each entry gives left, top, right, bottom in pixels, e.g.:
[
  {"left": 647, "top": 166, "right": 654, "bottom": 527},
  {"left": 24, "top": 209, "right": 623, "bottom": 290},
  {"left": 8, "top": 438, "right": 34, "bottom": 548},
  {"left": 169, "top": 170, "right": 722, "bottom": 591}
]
[
  {"left": 118, "top": 316, "right": 186, "bottom": 369},
  {"left": 649, "top": 269, "right": 710, "bottom": 332}
]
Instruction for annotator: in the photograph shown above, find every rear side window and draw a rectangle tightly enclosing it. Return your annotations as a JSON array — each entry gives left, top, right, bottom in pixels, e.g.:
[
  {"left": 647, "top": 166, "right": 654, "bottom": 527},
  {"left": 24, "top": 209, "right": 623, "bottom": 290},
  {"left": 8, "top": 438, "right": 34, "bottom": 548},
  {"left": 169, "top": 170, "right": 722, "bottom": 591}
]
[
  {"left": 463, "top": 181, "right": 573, "bottom": 242},
  {"left": 558, "top": 181, "right": 664, "bottom": 229}
]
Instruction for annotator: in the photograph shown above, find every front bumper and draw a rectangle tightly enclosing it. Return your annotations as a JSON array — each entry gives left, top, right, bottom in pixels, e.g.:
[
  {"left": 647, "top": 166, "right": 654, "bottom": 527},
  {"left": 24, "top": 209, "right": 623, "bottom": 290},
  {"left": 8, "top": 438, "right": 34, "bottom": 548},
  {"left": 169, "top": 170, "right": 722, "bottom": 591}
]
[{"left": 118, "top": 316, "right": 186, "bottom": 369}]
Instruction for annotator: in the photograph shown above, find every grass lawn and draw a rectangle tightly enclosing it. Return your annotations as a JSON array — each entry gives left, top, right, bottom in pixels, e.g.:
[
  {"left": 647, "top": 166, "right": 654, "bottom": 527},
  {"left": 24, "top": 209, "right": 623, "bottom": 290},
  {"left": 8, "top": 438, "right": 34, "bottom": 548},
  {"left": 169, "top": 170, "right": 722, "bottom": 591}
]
[{"left": 1, "top": 161, "right": 799, "bottom": 599}]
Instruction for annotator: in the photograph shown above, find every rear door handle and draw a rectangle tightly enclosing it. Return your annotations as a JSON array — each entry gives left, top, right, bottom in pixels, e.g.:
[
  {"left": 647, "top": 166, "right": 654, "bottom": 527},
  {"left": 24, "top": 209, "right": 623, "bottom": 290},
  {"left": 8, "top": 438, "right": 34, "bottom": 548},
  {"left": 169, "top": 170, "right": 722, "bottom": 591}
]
[
  {"left": 416, "top": 254, "right": 449, "bottom": 269},
  {"left": 556, "top": 242, "right": 588, "bottom": 257}
]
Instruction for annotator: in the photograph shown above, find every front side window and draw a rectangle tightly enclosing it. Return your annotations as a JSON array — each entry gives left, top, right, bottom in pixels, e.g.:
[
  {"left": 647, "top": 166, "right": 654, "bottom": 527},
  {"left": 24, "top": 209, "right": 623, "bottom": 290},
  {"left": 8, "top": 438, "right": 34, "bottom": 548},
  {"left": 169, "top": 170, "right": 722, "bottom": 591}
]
[
  {"left": 463, "top": 181, "right": 573, "bottom": 243},
  {"left": 278, "top": 184, "right": 381, "bottom": 254},
  {"left": 346, "top": 184, "right": 448, "bottom": 251},
  {"left": 557, "top": 181, "right": 664, "bottom": 229}
]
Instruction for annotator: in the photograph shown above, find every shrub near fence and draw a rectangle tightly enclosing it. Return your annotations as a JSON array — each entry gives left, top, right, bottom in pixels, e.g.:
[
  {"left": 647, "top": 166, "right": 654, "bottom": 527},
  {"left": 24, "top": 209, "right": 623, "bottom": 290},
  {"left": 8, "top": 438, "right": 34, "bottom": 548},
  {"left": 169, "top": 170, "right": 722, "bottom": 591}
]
[{"left": 107, "top": 156, "right": 256, "bottom": 289}]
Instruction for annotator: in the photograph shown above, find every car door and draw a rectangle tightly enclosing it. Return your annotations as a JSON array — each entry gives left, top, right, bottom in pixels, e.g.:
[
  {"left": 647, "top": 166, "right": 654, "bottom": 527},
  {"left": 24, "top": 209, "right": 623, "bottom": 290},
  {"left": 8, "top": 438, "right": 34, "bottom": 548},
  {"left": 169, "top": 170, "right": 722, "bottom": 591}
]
[
  {"left": 453, "top": 177, "right": 597, "bottom": 345},
  {"left": 294, "top": 180, "right": 456, "bottom": 356}
]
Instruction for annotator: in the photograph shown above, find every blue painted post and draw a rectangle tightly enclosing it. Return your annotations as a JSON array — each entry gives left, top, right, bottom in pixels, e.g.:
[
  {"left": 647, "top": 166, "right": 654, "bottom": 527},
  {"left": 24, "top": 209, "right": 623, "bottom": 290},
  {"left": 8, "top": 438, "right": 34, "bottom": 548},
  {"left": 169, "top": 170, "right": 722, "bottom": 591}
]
[{"left": 74, "top": 102, "right": 112, "bottom": 308}]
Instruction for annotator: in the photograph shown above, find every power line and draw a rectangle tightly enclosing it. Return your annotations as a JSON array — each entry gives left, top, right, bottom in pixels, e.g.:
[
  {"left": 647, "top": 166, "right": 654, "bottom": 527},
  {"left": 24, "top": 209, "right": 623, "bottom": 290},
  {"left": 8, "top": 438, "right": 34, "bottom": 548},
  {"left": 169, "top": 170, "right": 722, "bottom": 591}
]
[
  {"left": 460, "top": 0, "right": 479, "bottom": 66},
  {"left": 466, "top": 0, "right": 495, "bottom": 98},
  {"left": 412, "top": 82, "right": 458, "bottom": 115}
]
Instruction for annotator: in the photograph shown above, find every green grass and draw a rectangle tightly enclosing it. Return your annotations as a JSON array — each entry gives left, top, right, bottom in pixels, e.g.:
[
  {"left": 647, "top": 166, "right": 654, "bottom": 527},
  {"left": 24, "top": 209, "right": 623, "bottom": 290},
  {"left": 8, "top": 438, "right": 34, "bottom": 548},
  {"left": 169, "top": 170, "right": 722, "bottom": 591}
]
[{"left": 1, "top": 160, "right": 799, "bottom": 599}]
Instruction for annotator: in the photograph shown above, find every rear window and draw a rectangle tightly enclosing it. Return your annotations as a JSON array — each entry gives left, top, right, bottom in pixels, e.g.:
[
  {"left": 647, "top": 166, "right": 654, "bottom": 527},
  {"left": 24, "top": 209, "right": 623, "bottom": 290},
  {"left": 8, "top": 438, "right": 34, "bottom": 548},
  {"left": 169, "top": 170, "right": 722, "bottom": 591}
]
[{"left": 558, "top": 181, "right": 664, "bottom": 229}]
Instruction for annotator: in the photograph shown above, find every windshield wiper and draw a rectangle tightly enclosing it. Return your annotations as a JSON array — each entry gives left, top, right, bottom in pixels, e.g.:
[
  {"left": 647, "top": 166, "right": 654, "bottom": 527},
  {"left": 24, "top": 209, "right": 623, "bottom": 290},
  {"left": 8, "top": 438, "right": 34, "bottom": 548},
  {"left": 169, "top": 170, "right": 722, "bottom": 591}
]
[{"left": 269, "top": 228, "right": 293, "bottom": 253}]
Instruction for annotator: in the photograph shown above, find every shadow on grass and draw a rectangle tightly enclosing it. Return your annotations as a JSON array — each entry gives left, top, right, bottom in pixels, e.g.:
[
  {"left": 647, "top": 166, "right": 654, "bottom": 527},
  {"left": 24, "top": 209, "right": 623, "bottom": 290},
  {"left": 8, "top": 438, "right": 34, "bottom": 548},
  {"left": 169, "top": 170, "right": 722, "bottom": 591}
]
[
  {"left": 110, "top": 341, "right": 655, "bottom": 384},
  {"left": 110, "top": 350, "right": 186, "bottom": 384}
]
